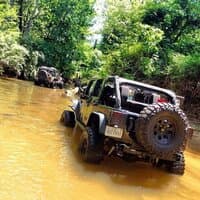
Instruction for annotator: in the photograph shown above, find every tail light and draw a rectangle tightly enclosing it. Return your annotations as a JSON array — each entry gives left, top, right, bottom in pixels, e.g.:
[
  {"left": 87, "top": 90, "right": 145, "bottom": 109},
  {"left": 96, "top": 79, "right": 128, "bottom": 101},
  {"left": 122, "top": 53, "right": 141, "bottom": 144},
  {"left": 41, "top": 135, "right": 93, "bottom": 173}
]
[
  {"left": 110, "top": 111, "right": 126, "bottom": 128},
  {"left": 157, "top": 98, "right": 168, "bottom": 103}
]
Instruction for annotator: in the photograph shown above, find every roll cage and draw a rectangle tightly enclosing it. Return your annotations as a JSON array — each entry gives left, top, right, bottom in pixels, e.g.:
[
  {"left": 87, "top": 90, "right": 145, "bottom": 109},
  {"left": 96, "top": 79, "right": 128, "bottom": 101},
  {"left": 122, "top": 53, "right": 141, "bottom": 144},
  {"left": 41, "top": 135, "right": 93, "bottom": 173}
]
[
  {"left": 83, "top": 76, "right": 177, "bottom": 109},
  {"left": 38, "top": 66, "right": 58, "bottom": 76}
]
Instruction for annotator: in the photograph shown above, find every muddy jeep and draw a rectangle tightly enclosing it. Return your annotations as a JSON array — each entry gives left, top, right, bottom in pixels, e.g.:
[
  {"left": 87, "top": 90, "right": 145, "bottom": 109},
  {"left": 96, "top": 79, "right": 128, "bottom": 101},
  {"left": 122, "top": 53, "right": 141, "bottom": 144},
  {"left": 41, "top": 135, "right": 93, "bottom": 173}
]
[
  {"left": 60, "top": 76, "right": 193, "bottom": 175},
  {"left": 34, "top": 66, "right": 64, "bottom": 89}
]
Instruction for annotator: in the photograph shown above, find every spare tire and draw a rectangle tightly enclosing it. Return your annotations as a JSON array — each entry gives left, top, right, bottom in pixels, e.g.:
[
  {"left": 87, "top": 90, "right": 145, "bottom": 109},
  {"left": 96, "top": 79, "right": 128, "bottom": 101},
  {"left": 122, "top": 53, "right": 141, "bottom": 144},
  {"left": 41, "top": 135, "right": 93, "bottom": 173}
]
[{"left": 135, "top": 103, "right": 189, "bottom": 159}]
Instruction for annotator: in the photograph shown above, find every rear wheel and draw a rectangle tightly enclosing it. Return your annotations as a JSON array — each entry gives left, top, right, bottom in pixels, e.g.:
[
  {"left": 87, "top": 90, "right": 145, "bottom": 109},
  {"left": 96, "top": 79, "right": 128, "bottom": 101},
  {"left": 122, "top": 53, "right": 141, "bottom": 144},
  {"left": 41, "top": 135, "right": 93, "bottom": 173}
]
[
  {"left": 78, "top": 127, "right": 103, "bottom": 163},
  {"left": 58, "top": 82, "right": 64, "bottom": 89},
  {"left": 167, "top": 152, "right": 185, "bottom": 175},
  {"left": 38, "top": 70, "right": 49, "bottom": 87},
  {"left": 34, "top": 79, "right": 40, "bottom": 85},
  {"left": 151, "top": 152, "right": 185, "bottom": 175},
  {"left": 49, "top": 82, "right": 56, "bottom": 88}
]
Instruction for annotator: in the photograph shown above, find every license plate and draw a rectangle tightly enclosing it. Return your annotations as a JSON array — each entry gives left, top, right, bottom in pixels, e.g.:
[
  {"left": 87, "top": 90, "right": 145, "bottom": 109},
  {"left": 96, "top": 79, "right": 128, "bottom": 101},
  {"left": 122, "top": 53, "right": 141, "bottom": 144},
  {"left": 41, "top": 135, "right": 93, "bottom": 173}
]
[{"left": 105, "top": 126, "right": 123, "bottom": 138}]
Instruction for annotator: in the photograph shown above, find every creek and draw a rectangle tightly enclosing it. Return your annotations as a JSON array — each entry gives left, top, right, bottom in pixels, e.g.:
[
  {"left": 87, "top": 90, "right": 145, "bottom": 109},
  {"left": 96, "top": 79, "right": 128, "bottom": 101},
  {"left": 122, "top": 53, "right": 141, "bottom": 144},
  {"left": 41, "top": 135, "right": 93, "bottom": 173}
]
[{"left": 0, "top": 78, "right": 199, "bottom": 200}]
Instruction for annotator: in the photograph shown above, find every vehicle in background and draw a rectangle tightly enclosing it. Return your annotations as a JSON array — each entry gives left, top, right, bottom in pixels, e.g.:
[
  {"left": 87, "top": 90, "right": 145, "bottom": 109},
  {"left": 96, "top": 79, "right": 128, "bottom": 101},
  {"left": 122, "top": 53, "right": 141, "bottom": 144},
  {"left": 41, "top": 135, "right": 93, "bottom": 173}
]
[{"left": 34, "top": 66, "right": 64, "bottom": 89}]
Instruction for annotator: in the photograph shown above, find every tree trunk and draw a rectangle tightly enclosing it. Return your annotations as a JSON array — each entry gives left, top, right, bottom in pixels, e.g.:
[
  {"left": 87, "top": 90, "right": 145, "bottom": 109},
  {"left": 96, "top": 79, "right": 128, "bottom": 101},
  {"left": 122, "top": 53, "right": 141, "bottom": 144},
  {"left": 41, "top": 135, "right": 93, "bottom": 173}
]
[{"left": 18, "top": 0, "right": 24, "bottom": 32}]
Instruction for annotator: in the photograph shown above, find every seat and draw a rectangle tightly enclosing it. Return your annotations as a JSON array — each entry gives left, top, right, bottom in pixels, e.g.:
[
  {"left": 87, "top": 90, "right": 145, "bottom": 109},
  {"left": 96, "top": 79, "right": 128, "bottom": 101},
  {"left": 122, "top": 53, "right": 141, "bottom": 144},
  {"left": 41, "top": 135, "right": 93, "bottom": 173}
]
[
  {"left": 134, "top": 90, "right": 145, "bottom": 102},
  {"left": 102, "top": 86, "right": 115, "bottom": 107}
]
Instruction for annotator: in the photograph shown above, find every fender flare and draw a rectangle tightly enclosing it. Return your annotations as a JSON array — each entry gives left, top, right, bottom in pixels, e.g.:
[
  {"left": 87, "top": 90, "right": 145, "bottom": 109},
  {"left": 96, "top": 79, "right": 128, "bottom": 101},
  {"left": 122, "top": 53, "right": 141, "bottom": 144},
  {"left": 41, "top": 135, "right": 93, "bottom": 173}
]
[
  {"left": 87, "top": 112, "right": 106, "bottom": 135},
  {"left": 72, "top": 99, "right": 80, "bottom": 111},
  {"left": 71, "top": 99, "right": 81, "bottom": 120}
]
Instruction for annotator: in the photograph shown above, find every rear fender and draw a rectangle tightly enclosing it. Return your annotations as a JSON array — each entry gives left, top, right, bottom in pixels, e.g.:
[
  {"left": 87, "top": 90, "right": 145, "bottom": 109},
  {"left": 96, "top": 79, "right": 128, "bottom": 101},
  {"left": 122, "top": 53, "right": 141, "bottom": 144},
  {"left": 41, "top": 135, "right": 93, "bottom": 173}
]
[{"left": 87, "top": 112, "right": 106, "bottom": 135}]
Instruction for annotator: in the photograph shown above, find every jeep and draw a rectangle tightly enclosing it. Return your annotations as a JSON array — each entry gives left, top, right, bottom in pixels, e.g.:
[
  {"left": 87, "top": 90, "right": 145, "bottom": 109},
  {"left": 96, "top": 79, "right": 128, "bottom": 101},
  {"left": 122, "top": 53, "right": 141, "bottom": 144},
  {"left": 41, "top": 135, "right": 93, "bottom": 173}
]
[
  {"left": 60, "top": 76, "right": 193, "bottom": 175},
  {"left": 34, "top": 66, "right": 64, "bottom": 89}
]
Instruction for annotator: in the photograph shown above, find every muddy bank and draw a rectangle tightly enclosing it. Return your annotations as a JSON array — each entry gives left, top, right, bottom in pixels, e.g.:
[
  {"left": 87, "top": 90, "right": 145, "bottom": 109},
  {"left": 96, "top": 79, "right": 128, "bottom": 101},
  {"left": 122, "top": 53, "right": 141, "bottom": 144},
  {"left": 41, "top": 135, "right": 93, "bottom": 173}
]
[{"left": 188, "top": 121, "right": 200, "bottom": 152}]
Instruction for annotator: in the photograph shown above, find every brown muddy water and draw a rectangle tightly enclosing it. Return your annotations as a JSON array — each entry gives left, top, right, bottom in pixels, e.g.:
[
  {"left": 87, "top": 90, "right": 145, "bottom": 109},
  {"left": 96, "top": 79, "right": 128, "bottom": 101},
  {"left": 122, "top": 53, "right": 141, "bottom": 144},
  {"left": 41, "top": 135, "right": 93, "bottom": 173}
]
[{"left": 0, "top": 78, "right": 200, "bottom": 200}]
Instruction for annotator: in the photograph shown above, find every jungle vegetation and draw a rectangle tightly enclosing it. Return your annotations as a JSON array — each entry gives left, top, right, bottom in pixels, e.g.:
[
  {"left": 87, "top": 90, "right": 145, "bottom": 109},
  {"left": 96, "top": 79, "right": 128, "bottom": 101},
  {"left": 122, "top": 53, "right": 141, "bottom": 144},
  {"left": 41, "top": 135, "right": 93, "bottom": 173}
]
[{"left": 0, "top": 0, "right": 199, "bottom": 86}]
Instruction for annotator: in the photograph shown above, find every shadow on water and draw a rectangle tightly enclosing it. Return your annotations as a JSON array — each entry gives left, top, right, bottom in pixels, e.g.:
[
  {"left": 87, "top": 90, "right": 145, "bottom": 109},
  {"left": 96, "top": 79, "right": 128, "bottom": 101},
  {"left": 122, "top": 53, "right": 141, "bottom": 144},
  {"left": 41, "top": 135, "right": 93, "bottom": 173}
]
[
  {"left": 62, "top": 126, "right": 174, "bottom": 190},
  {"left": 82, "top": 158, "right": 174, "bottom": 189}
]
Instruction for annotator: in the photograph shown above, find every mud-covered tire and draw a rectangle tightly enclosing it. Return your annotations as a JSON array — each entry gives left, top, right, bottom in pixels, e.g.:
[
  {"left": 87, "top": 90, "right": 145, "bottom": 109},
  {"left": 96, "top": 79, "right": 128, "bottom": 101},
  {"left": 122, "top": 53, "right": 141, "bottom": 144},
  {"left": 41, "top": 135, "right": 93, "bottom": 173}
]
[
  {"left": 50, "top": 82, "right": 56, "bottom": 89},
  {"left": 78, "top": 127, "right": 103, "bottom": 164},
  {"left": 167, "top": 152, "right": 185, "bottom": 175},
  {"left": 135, "top": 103, "right": 189, "bottom": 159},
  {"left": 46, "top": 82, "right": 51, "bottom": 88},
  {"left": 34, "top": 79, "right": 40, "bottom": 85},
  {"left": 60, "top": 110, "right": 75, "bottom": 127},
  {"left": 58, "top": 82, "right": 64, "bottom": 89},
  {"left": 38, "top": 70, "right": 52, "bottom": 88}
]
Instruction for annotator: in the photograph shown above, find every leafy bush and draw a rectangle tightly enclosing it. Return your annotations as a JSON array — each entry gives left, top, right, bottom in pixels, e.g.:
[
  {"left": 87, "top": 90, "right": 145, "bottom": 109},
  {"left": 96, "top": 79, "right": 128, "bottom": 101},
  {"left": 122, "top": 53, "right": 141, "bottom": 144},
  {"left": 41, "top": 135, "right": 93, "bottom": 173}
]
[
  {"left": 168, "top": 53, "right": 200, "bottom": 80},
  {"left": 99, "top": 0, "right": 200, "bottom": 82},
  {"left": 100, "top": 4, "right": 164, "bottom": 79},
  {"left": 0, "top": 3, "right": 29, "bottom": 75}
]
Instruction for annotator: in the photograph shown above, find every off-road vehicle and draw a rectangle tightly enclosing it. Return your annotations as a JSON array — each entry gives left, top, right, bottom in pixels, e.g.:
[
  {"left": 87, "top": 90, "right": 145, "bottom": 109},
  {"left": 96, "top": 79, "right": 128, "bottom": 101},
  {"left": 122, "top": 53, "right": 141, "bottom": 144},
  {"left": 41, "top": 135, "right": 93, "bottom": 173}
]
[
  {"left": 60, "top": 76, "right": 193, "bottom": 175},
  {"left": 34, "top": 66, "right": 64, "bottom": 89}
]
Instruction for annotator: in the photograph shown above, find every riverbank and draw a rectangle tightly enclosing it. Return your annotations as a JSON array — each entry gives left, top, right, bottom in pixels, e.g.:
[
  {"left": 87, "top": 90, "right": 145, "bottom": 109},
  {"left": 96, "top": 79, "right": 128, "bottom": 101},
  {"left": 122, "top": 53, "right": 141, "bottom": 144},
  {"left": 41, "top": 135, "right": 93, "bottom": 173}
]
[{"left": 188, "top": 121, "right": 200, "bottom": 152}]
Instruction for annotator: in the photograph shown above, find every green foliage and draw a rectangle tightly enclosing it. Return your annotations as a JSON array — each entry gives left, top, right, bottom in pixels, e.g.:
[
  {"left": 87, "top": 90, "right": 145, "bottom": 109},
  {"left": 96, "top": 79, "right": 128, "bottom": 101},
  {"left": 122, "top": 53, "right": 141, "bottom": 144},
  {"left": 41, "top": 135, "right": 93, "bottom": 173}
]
[
  {"left": 0, "top": 0, "right": 199, "bottom": 83},
  {"left": 0, "top": 2, "right": 18, "bottom": 33},
  {"left": 143, "top": 0, "right": 200, "bottom": 44},
  {"left": 142, "top": 0, "right": 200, "bottom": 71},
  {"left": 0, "top": 0, "right": 95, "bottom": 78},
  {"left": 0, "top": 2, "right": 29, "bottom": 73},
  {"left": 174, "top": 29, "right": 200, "bottom": 55},
  {"left": 99, "top": 0, "right": 200, "bottom": 81},
  {"left": 100, "top": 3, "right": 164, "bottom": 79},
  {"left": 23, "top": 0, "right": 94, "bottom": 76},
  {"left": 73, "top": 42, "right": 103, "bottom": 79},
  {"left": 0, "top": 33, "right": 29, "bottom": 70},
  {"left": 168, "top": 53, "right": 200, "bottom": 80}
]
